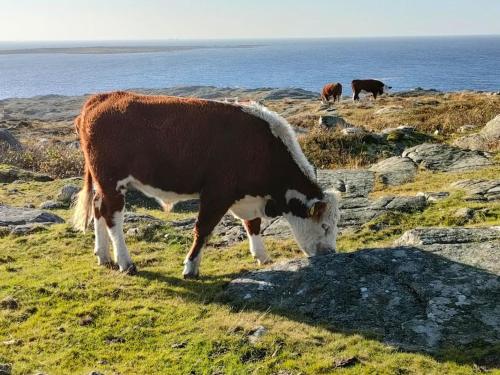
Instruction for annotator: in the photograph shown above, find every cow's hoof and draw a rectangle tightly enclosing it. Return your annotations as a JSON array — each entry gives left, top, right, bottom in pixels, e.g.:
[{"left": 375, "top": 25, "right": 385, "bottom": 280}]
[
  {"left": 123, "top": 264, "right": 138, "bottom": 275},
  {"left": 183, "top": 272, "right": 199, "bottom": 280}
]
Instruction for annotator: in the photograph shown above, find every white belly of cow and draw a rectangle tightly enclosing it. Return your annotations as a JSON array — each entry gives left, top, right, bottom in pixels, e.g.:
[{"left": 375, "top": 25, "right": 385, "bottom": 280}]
[{"left": 229, "top": 195, "right": 269, "bottom": 220}]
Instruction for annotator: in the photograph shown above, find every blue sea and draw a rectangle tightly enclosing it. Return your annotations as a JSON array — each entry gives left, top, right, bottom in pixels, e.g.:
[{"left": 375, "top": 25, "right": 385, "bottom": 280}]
[{"left": 0, "top": 36, "right": 499, "bottom": 99}]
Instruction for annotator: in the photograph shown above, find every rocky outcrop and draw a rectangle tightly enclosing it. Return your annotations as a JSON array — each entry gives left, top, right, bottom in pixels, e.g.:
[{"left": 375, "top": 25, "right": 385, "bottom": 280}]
[
  {"left": 318, "top": 114, "right": 351, "bottom": 130},
  {"left": 0, "top": 129, "right": 22, "bottom": 151},
  {"left": 453, "top": 115, "right": 500, "bottom": 152},
  {"left": 222, "top": 227, "right": 500, "bottom": 352},
  {"left": 402, "top": 143, "right": 492, "bottom": 171},
  {"left": 317, "top": 169, "right": 375, "bottom": 198},
  {"left": 369, "top": 156, "right": 418, "bottom": 186},
  {"left": 0, "top": 165, "right": 52, "bottom": 183},
  {"left": 451, "top": 179, "right": 500, "bottom": 201},
  {"left": 0, "top": 205, "right": 64, "bottom": 235}
]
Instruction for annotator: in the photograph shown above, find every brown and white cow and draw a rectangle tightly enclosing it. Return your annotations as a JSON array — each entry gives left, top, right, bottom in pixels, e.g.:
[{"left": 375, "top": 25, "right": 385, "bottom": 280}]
[
  {"left": 73, "top": 92, "right": 339, "bottom": 278},
  {"left": 321, "top": 83, "right": 343, "bottom": 103},
  {"left": 351, "top": 79, "right": 391, "bottom": 101}
]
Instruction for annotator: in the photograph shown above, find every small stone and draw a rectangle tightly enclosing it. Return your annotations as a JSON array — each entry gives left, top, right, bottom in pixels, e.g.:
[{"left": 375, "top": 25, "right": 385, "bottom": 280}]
[
  {"left": 56, "top": 184, "right": 80, "bottom": 203},
  {"left": 79, "top": 315, "right": 94, "bottom": 326},
  {"left": 248, "top": 325, "right": 267, "bottom": 344},
  {"left": 171, "top": 341, "right": 187, "bottom": 349},
  {"left": 39, "top": 200, "right": 66, "bottom": 210},
  {"left": 453, "top": 207, "right": 475, "bottom": 221}
]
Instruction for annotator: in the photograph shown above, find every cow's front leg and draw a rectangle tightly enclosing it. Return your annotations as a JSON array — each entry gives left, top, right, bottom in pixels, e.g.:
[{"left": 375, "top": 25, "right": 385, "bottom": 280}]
[
  {"left": 183, "top": 196, "right": 231, "bottom": 279},
  {"left": 243, "top": 218, "right": 271, "bottom": 265}
]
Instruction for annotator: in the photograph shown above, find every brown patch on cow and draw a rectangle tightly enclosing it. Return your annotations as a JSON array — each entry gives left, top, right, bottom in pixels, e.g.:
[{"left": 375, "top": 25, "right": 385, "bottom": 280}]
[{"left": 243, "top": 218, "right": 261, "bottom": 236}]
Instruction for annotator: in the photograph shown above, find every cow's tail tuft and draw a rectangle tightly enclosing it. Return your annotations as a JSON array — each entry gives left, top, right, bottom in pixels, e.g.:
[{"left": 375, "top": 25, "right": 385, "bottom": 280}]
[{"left": 72, "top": 163, "right": 93, "bottom": 232}]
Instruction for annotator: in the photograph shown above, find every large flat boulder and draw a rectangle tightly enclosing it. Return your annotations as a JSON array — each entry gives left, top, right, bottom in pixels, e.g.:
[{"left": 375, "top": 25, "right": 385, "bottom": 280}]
[
  {"left": 402, "top": 143, "right": 491, "bottom": 172},
  {"left": 0, "top": 205, "right": 64, "bottom": 227},
  {"left": 451, "top": 179, "right": 500, "bottom": 201},
  {"left": 317, "top": 169, "right": 375, "bottom": 198},
  {"left": 370, "top": 156, "right": 418, "bottom": 186},
  {"left": 222, "top": 227, "right": 500, "bottom": 352}
]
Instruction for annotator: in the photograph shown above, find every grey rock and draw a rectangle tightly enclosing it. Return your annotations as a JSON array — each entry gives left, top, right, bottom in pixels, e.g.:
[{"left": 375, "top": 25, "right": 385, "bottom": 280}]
[
  {"left": 223, "top": 235, "right": 500, "bottom": 352},
  {"left": 170, "top": 199, "right": 200, "bottom": 213},
  {"left": 453, "top": 207, "right": 475, "bottom": 221},
  {"left": 212, "top": 215, "right": 247, "bottom": 246},
  {"left": 384, "top": 195, "right": 427, "bottom": 212},
  {"left": 39, "top": 200, "right": 66, "bottom": 210},
  {"left": 0, "top": 363, "right": 11, "bottom": 375},
  {"left": 0, "top": 205, "right": 64, "bottom": 227},
  {"left": 10, "top": 223, "right": 49, "bottom": 235},
  {"left": 56, "top": 184, "right": 80, "bottom": 203},
  {"left": 169, "top": 218, "right": 196, "bottom": 230},
  {"left": 318, "top": 114, "right": 350, "bottom": 130},
  {"left": 341, "top": 127, "right": 365, "bottom": 135},
  {"left": 0, "top": 128, "right": 22, "bottom": 151},
  {"left": 395, "top": 227, "right": 500, "bottom": 246},
  {"left": 248, "top": 325, "right": 268, "bottom": 344},
  {"left": 417, "top": 192, "right": 450, "bottom": 203},
  {"left": 453, "top": 115, "right": 500, "bottom": 152},
  {"left": 317, "top": 169, "right": 375, "bottom": 198},
  {"left": 452, "top": 179, "right": 500, "bottom": 201},
  {"left": 338, "top": 195, "right": 427, "bottom": 229},
  {"left": 123, "top": 212, "right": 164, "bottom": 225},
  {"left": 370, "top": 156, "right": 418, "bottom": 186},
  {"left": 403, "top": 143, "right": 491, "bottom": 172},
  {"left": 0, "top": 165, "right": 52, "bottom": 183},
  {"left": 262, "top": 218, "right": 293, "bottom": 239}
]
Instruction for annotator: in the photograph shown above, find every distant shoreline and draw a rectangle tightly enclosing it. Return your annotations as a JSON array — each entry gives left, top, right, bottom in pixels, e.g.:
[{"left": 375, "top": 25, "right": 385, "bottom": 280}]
[{"left": 0, "top": 45, "right": 259, "bottom": 55}]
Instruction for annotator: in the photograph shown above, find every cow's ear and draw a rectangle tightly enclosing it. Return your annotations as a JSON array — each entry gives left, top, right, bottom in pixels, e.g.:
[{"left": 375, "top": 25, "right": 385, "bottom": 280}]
[
  {"left": 265, "top": 199, "right": 283, "bottom": 218},
  {"left": 308, "top": 200, "right": 327, "bottom": 221}
]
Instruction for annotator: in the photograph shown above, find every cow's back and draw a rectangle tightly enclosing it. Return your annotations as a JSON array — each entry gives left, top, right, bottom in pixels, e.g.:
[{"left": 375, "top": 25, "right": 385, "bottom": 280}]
[{"left": 77, "top": 92, "right": 306, "bottom": 195}]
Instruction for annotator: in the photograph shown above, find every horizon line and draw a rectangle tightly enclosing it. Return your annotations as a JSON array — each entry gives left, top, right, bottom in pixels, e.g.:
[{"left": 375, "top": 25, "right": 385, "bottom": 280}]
[{"left": 1, "top": 33, "right": 500, "bottom": 43}]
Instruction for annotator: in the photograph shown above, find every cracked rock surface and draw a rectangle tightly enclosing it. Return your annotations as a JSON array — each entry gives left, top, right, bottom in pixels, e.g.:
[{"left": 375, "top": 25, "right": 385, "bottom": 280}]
[{"left": 222, "top": 227, "right": 500, "bottom": 352}]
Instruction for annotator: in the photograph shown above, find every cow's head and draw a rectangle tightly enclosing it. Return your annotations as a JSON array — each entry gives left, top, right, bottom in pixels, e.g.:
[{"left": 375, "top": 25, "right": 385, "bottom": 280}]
[
  {"left": 282, "top": 190, "right": 339, "bottom": 256},
  {"left": 382, "top": 84, "right": 392, "bottom": 94}
]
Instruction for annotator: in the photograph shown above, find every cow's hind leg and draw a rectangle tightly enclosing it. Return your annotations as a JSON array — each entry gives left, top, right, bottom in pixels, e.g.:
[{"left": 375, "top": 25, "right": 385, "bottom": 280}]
[
  {"left": 243, "top": 218, "right": 270, "bottom": 265},
  {"left": 100, "top": 191, "right": 136, "bottom": 274},
  {"left": 183, "top": 194, "right": 232, "bottom": 279},
  {"left": 93, "top": 193, "right": 112, "bottom": 267}
]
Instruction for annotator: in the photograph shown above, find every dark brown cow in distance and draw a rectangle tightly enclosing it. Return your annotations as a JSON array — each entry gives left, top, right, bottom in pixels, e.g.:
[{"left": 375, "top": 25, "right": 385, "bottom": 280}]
[
  {"left": 321, "top": 82, "right": 342, "bottom": 103},
  {"left": 73, "top": 91, "right": 339, "bottom": 278},
  {"left": 352, "top": 79, "right": 392, "bottom": 101}
]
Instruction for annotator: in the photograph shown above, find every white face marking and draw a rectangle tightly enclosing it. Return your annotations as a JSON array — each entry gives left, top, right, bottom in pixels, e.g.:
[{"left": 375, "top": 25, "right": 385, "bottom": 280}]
[
  {"left": 230, "top": 195, "right": 270, "bottom": 220},
  {"left": 116, "top": 175, "right": 199, "bottom": 210},
  {"left": 94, "top": 216, "right": 111, "bottom": 265},
  {"left": 241, "top": 103, "right": 316, "bottom": 180},
  {"left": 284, "top": 190, "right": 339, "bottom": 256},
  {"left": 105, "top": 210, "right": 133, "bottom": 272},
  {"left": 383, "top": 85, "right": 391, "bottom": 93}
]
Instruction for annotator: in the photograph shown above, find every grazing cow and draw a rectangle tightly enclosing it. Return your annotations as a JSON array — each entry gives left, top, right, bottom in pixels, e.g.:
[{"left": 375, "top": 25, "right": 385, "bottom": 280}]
[
  {"left": 73, "top": 92, "right": 339, "bottom": 278},
  {"left": 321, "top": 83, "right": 343, "bottom": 103},
  {"left": 352, "top": 79, "right": 392, "bottom": 101}
]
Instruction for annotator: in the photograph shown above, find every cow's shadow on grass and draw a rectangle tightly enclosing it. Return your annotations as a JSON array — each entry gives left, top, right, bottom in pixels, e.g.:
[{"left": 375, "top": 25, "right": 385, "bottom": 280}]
[{"left": 138, "top": 246, "right": 500, "bottom": 367}]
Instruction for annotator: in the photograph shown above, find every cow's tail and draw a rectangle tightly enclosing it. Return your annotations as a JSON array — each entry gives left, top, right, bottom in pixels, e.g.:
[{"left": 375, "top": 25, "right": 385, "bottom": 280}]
[{"left": 72, "top": 159, "right": 93, "bottom": 232}]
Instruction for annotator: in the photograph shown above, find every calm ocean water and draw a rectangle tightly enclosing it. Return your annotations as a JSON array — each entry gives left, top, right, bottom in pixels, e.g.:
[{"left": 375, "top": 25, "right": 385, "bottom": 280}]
[{"left": 0, "top": 37, "right": 499, "bottom": 99}]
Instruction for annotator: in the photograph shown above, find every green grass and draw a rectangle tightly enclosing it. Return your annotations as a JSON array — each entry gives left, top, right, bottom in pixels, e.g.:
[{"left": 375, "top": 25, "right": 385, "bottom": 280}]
[{"left": 1, "top": 175, "right": 500, "bottom": 374}]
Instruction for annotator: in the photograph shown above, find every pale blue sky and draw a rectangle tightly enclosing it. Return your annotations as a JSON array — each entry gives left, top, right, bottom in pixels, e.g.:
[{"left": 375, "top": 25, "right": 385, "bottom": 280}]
[{"left": 1, "top": 0, "right": 499, "bottom": 41}]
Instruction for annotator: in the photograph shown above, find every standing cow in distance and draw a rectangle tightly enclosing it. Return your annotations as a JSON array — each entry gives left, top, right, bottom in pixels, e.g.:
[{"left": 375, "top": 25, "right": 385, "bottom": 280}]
[
  {"left": 352, "top": 79, "right": 392, "bottom": 101},
  {"left": 321, "top": 83, "right": 343, "bottom": 104},
  {"left": 73, "top": 92, "right": 339, "bottom": 279}
]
